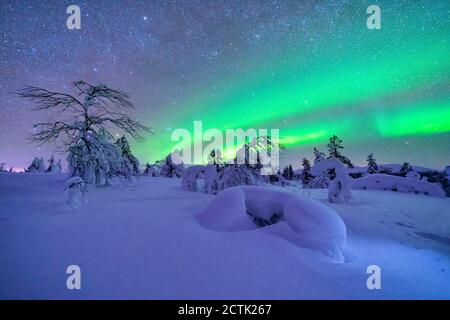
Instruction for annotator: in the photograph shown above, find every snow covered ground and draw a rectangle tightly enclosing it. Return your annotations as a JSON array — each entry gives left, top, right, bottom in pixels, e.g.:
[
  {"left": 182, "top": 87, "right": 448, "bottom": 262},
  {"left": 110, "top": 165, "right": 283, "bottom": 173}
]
[{"left": 0, "top": 172, "right": 449, "bottom": 299}]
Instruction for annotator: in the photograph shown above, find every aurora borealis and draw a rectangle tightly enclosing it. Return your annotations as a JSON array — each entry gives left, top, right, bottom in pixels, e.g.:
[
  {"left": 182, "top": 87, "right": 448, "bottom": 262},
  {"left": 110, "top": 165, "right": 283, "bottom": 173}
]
[{"left": 1, "top": 0, "right": 449, "bottom": 170}]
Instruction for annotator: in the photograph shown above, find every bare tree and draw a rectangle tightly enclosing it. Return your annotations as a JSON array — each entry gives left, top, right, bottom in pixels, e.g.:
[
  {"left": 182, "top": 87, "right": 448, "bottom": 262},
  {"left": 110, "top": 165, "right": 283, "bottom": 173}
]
[{"left": 16, "top": 81, "right": 150, "bottom": 185}]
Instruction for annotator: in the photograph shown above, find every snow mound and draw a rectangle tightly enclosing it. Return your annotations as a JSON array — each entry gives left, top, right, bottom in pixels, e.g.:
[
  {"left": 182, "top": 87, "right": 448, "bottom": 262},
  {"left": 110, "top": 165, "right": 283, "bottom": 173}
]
[
  {"left": 199, "top": 186, "right": 347, "bottom": 263},
  {"left": 352, "top": 174, "right": 445, "bottom": 197}
]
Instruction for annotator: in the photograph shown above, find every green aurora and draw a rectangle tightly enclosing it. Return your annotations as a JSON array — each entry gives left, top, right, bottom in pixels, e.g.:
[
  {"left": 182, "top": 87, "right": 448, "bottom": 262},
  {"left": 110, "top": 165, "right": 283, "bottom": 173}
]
[{"left": 133, "top": 1, "right": 450, "bottom": 167}]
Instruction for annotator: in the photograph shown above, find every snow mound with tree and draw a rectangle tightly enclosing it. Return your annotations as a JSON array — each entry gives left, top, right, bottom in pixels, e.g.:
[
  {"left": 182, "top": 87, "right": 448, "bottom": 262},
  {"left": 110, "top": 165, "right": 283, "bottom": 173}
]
[
  {"left": 199, "top": 186, "right": 347, "bottom": 263},
  {"left": 352, "top": 174, "right": 446, "bottom": 197},
  {"left": 311, "top": 157, "right": 353, "bottom": 204}
]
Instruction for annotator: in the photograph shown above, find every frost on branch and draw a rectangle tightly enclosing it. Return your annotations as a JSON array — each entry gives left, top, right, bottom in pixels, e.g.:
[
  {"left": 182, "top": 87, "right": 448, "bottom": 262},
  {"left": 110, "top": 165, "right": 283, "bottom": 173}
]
[{"left": 16, "top": 81, "right": 150, "bottom": 186}]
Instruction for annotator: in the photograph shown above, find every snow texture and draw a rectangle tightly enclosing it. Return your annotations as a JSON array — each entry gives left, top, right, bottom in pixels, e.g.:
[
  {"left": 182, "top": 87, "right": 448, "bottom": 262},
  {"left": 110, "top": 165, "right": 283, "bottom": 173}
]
[
  {"left": 352, "top": 174, "right": 446, "bottom": 197},
  {"left": 1, "top": 173, "right": 449, "bottom": 299},
  {"left": 199, "top": 186, "right": 347, "bottom": 263}
]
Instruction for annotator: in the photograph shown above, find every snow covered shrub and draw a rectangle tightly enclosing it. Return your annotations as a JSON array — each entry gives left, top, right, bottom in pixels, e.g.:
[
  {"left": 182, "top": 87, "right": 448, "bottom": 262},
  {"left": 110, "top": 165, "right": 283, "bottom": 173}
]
[
  {"left": 406, "top": 170, "right": 420, "bottom": 180},
  {"left": 268, "top": 170, "right": 288, "bottom": 186},
  {"left": 199, "top": 186, "right": 347, "bottom": 263},
  {"left": 312, "top": 157, "right": 353, "bottom": 204},
  {"left": 46, "top": 155, "right": 62, "bottom": 173},
  {"left": 143, "top": 162, "right": 163, "bottom": 177},
  {"left": 159, "top": 152, "right": 184, "bottom": 178},
  {"left": 352, "top": 174, "right": 445, "bottom": 197},
  {"left": 182, "top": 164, "right": 260, "bottom": 194},
  {"left": 309, "top": 169, "right": 330, "bottom": 189},
  {"left": 65, "top": 176, "right": 87, "bottom": 208},
  {"left": 26, "top": 157, "right": 45, "bottom": 172}
]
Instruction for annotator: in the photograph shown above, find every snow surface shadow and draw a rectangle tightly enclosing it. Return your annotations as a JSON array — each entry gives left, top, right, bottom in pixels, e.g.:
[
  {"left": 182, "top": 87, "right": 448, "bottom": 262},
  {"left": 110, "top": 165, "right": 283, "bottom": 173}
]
[{"left": 414, "top": 231, "right": 450, "bottom": 246}]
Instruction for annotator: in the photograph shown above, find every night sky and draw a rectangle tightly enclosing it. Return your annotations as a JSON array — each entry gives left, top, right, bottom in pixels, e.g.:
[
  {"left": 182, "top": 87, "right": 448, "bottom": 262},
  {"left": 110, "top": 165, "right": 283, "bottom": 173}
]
[{"left": 0, "top": 0, "right": 449, "bottom": 171}]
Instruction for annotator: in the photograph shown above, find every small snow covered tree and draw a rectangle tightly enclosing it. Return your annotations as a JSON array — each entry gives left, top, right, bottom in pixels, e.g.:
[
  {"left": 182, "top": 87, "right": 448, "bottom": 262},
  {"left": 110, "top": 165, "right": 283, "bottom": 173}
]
[
  {"left": 282, "top": 165, "right": 294, "bottom": 180},
  {"left": 399, "top": 162, "right": 412, "bottom": 176},
  {"left": 160, "top": 151, "right": 184, "bottom": 178},
  {"left": 327, "top": 135, "right": 353, "bottom": 168},
  {"left": 367, "top": 153, "right": 378, "bottom": 174},
  {"left": 8, "top": 167, "right": 14, "bottom": 173},
  {"left": 26, "top": 157, "right": 45, "bottom": 172},
  {"left": 65, "top": 176, "right": 87, "bottom": 208},
  {"left": 116, "top": 136, "right": 140, "bottom": 175},
  {"left": 300, "top": 158, "right": 313, "bottom": 187},
  {"left": 207, "top": 148, "right": 223, "bottom": 166},
  {"left": 312, "top": 157, "right": 353, "bottom": 204},
  {"left": 313, "top": 147, "right": 325, "bottom": 165},
  {"left": 0, "top": 163, "right": 6, "bottom": 172},
  {"left": 17, "top": 81, "right": 149, "bottom": 186},
  {"left": 46, "top": 155, "right": 62, "bottom": 173}
]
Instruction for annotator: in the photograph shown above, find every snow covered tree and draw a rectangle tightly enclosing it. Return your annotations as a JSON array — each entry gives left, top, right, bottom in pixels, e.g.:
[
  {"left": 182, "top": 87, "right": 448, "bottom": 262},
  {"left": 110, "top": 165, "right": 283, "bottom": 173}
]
[
  {"left": 160, "top": 151, "right": 184, "bottom": 178},
  {"left": 46, "top": 155, "right": 62, "bottom": 173},
  {"left": 17, "top": 81, "right": 149, "bottom": 186},
  {"left": 8, "top": 167, "right": 14, "bottom": 173},
  {"left": 313, "top": 147, "right": 325, "bottom": 165},
  {"left": 366, "top": 153, "right": 378, "bottom": 174},
  {"left": 312, "top": 157, "right": 353, "bottom": 204},
  {"left": 282, "top": 165, "right": 294, "bottom": 180},
  {"left": 207, "top": 148, "right": 223, "bottom": 166},
  {"left": 0, "top": 163, "right": 6, "bottom": 172},
  {"left": 26, "top": 157, "right": 45, "bottom": 172},
  {"left": 116, "top": 136, "right": 140, "bottom": 175},
  {"left": 300, "top": 158, "right": 313, "bottom": 187},
  {"left": 326, "top": 135, "right": 353, "bottom": 168},
  {"left": 234, "top": 136, "right": 283, "bottom": 175},
  {"left": 399, "top": 162, "right": 412, "bottom": 176}
]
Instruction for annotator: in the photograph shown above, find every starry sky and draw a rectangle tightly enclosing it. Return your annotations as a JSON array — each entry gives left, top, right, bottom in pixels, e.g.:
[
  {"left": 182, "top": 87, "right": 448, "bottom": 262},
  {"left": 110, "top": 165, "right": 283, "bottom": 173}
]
[{"left": 0, "top": 0, "right": 449, "bottom": 171}]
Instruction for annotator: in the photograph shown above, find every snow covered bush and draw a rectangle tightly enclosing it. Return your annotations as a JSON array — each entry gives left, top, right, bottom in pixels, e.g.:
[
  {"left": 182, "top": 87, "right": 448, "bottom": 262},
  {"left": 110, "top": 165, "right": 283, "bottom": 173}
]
[
  {"left": 26, "top": 157, "right": 45, "bottom": 172},
  {"left": 182, "top": 164, "right": 260, "bottom": 194},
  {"left": 46, "top": 155, "right": 62, "bottom": 173},
  {"left": 312, "top": 157, "right": 353, "bottom": 204},
  {"left": 199, "top": 186, "right": 347, "bottom": 263},
  {"left": 65, "top": 176, "right": 87, "bottom": 208},
  {"left": 406, "top": 170, "right": 420, "bottom": 180},
  {"left": 160, "top": 152, "right": 184, "bottom": 178},
  {"left": 352, "top": 174, "right": 446, "bottom": 197},
  {"left": 143, "top": 162, "right": 163, "bottom": 177}
]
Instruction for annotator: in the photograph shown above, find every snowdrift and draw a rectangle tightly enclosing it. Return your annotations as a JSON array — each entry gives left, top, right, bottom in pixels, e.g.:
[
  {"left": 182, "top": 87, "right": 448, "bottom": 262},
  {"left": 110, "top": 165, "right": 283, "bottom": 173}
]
[
  {"left": 199, "top": 186, "right": 347, "bottom": 263},
  {"left": 352, "top": 174, "right": 445, "bottom": 197}
]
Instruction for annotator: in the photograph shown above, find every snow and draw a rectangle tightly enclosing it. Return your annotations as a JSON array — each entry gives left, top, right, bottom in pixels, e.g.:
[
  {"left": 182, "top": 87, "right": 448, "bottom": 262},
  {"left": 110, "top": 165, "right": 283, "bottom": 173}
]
[
  {"left": 199, "top": 186, "right": 347, "bottom": 263},
  {"left": 311, "top": 157, "right": 353, "bottom": 203},
  {"left": 352, "top": 174, "right": 446, "bottom": 198},
  {"left": 0, "top": 172, "right": 449, "bottom": 299},
  {"left": 348, "top": 163, "right": 439, "bottom": 174}
]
